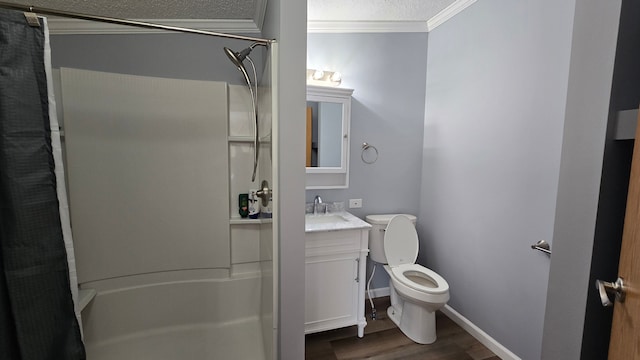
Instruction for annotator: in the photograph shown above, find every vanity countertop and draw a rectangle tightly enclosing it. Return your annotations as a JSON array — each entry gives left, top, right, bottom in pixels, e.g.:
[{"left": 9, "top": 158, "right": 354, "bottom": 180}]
[{"left": 305, "top": 211, "right": 372, "bottom": 233}]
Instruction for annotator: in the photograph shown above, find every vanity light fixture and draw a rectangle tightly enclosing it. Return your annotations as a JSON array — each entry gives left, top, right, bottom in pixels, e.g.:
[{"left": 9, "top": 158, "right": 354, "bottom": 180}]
[{"left": 307, "top": 68, "right": 342, "bottom": 86}]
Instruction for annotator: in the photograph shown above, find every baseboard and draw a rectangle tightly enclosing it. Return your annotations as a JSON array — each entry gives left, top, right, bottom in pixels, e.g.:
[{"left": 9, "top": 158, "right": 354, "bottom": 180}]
[{"left": 441, "top": 305, "right": 521, "bottom": 360}]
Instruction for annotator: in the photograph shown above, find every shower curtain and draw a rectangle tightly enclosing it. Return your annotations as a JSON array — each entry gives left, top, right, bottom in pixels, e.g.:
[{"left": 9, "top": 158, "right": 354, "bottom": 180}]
[{"left": 0, "top": 9, "right": 85, "bottom": 360}]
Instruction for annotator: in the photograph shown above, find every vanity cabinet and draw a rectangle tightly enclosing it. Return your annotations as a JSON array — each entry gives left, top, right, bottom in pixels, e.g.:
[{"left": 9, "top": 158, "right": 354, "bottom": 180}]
[{"left": 304, "top": 228, "right": 369, "bottom": 337}]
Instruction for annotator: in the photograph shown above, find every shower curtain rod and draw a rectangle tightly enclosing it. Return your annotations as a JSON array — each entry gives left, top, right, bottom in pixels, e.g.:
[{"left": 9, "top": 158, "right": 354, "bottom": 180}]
[{"left": 0, "top": 2, "right": 274, "bottom": 44}]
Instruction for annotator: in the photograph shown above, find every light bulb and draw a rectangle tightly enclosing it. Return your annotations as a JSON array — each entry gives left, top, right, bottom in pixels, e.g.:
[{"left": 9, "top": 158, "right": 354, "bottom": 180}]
[
  {"left": 330, "top": 72, "right": 342, "bottom": 82},
  {"left": 312, "top": 70, "right": 324, "bottom": 80}
]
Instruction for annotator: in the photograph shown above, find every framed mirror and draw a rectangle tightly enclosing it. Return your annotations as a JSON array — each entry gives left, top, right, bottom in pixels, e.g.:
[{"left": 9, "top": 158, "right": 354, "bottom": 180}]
[{"left": 306, "top": 85, "right": 354, "bottom": 189}]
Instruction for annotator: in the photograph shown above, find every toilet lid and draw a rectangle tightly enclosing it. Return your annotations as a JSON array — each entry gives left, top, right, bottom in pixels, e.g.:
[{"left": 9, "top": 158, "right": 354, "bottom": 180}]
[{"left": 384, "top": 215, "right": 418, "bottom": 266}]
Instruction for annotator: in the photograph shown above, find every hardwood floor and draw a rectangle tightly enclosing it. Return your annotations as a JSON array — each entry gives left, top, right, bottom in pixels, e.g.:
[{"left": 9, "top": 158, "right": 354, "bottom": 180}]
[{"left": 305, "top": 297, "right": 499, "bottom": 360}]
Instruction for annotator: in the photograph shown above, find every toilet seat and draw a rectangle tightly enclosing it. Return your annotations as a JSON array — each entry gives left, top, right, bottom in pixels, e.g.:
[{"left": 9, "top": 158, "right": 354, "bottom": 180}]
[{"left": 391, "top": 264, "right": 448, "bottom": 294}]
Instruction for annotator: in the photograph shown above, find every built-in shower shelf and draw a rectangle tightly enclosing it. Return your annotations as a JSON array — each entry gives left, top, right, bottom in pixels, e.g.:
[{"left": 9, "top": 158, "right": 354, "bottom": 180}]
[
  {"left": 229, "top": 218, "right": 273, "bottom": 225},
  {"left": 227, "top": 136, "right": 271, "bottom": 143},
  {"left": 78, "top": 288, "right": 96, "bottom": 312}
]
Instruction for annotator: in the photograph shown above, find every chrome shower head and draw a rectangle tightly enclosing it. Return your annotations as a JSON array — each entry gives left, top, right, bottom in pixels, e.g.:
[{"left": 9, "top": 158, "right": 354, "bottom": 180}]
[
  {"left": 223, "top": 45, "right": 254, "bottom": 70},
  {"left": 223, "top": 43, "right": 262, "bottom": 182},
  {"left": 224, "top": 47, "right": 253, "bottom": 92}
]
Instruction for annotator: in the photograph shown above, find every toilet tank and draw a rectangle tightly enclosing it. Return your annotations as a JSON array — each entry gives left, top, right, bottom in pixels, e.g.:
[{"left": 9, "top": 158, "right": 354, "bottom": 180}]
[{"left": 365, "top": 214, "right": 417, "bottom": 264}]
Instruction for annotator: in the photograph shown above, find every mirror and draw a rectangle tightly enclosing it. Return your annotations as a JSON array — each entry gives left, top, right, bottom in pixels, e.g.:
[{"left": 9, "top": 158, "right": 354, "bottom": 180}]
[
  {"left": 306, "top": 85, "right": 353, "bottom": 189},
  {"left": 306, "top": 100, "right": 343, "bottom": 167}
]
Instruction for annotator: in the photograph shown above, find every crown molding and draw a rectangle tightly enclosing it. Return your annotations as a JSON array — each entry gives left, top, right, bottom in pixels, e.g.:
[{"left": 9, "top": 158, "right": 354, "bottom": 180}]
[
  {"left": 253, "top": 0, "right": 267, "bottom": 31},
  {"left": 47, "top": 18, "right": 261, "bottom": 35},
  {"left": 307, "top": 20, "right": 429, "bottom": 33},
  {"left": 426, "top": 0, "right": 477, "bottom": 31},
  {"left": 308, "top": 0, "right": 477, "bottom": 34}
]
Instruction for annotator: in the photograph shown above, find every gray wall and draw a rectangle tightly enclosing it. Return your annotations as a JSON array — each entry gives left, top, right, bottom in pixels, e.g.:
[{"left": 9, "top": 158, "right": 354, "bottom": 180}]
[
  {"left": 306, "top": 32, "right": 428, "bottom": 289},
  {"left": 50, "top": 33, "right": 265, "bottom": 84},
  {"left": 541, "top": 0, "right": 621, "bottom": 358},
  {"left": 420, "top": 0, "right": 576, "bottom": 359},
  {"left": 263, "top": 1, "right": 307, "bottom": 359}
]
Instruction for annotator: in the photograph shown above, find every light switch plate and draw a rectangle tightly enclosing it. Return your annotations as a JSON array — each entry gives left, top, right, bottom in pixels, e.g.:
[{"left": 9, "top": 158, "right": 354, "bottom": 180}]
[{"left": 349, "top": 199, "right": 362, "bottom": 208}]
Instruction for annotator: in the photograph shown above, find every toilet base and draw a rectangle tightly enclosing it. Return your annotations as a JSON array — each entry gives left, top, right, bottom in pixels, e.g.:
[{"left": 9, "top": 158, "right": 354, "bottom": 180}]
[{"left": 387, "top": 301, "right": 437, "bottom": 345}]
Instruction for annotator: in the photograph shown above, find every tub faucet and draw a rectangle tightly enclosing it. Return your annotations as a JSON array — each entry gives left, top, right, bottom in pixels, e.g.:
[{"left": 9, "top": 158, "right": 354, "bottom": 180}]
[{"left": 313, "top": 195, "right": 324, "bottom": 215}]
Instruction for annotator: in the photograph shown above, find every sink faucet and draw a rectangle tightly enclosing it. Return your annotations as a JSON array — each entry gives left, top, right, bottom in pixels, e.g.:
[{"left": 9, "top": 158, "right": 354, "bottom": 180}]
[{"left": 313, "top": 195, "right": 324, "bottom": 215}]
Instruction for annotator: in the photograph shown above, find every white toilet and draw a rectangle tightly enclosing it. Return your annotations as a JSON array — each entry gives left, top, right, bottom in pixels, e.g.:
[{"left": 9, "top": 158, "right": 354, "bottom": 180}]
[{"left": 365, "top": 214, "right": 450, "bottom": 344}]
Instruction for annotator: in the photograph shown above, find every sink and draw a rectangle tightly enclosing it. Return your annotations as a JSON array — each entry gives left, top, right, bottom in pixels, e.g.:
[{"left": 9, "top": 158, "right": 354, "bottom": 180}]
[
  {"left": 304, "top": 212, "right": 372, "bottom": 232},
  {"left": 305, "top": 214, "right": 349, "bottom": 224}
]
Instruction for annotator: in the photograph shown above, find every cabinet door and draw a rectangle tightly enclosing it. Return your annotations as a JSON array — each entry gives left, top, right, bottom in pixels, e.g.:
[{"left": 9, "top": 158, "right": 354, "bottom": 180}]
[{"left": 305, "top": 254, "right": 359, "bottom": 333}]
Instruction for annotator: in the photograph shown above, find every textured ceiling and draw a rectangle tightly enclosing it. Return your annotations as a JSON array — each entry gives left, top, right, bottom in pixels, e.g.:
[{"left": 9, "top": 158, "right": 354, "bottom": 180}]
[
  {"left": 2, "top": 0, "right": 457, "bottom": 22},
  {"left": 1, "top": 0, "right": 258, "bottom": 19},
  {"left": 308, "top": 0, "right": 457, "bottom": 22}
]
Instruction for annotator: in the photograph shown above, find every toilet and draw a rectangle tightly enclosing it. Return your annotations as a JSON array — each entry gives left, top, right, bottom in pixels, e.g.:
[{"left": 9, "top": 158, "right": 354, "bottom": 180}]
[{"left": 365, "top": 214, "right": 449, "bottom": 344}]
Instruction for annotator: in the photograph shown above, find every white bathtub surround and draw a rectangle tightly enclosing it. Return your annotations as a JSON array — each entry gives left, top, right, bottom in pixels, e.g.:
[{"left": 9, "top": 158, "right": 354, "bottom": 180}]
[
  {"left": 81, "top": 271, "right": 265, "bottom": 360},
  {"left": 61, "top": 69, "right": 231, "bottom": 281},
  {"left": 58, "top": 69, "right": 274, "bottom": 359}
]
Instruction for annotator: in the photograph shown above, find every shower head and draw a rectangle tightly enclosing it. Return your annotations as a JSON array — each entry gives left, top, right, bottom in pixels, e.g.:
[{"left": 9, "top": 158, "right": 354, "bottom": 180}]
[
  {"left": 224, "top": 47, "right": 253, "bottom": 93},
  {"left": 224, "top": 47, "right": 250, "bottom": 70},
  {"left": 224, "top": 42, "right": 263, "bottom": 71},
  {"left": 224, "top": 43, "right": 263, "bottom": 182},
  {"left": 224, "top": 42, "right": 268, "bottom": 69}
]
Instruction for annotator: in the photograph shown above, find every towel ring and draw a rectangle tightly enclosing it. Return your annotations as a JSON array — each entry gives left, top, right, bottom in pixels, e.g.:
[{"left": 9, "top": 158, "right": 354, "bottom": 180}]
[{"left": 361, "top": 142, "right": 378, "bottom": 164}]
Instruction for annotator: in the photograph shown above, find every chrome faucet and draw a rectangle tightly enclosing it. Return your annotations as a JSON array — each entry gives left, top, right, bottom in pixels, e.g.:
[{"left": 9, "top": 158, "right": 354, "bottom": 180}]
[{"left": 313, "top": 195, "right": 324, "bottom": 215}]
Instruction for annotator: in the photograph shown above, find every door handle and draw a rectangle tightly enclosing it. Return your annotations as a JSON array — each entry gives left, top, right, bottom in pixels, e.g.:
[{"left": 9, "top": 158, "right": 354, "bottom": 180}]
[{"left": 595, "top": 277, "right": 625, "bottom": 307}]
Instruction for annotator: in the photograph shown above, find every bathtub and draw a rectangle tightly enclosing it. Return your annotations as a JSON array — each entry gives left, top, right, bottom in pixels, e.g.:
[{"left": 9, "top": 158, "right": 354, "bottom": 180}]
[{"left": 80, "top": 270, "right": 268, "bottom": 360}]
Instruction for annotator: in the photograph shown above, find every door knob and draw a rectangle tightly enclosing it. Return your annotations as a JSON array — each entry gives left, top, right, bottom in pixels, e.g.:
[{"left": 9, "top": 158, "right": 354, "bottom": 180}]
[{"left": 595, "top": 277, "right": 625, "bottom": 307}]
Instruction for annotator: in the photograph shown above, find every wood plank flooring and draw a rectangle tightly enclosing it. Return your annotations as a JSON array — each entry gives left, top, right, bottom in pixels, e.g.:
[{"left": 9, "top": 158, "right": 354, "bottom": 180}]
[{"left": 305, "top": 297, "right": 499, "bottom": 360}]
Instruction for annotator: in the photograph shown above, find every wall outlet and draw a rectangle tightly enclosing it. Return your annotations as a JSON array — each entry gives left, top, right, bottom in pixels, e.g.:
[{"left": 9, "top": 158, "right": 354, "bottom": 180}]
[{"left": 349, "top": 198, "right": 362, "bottom": 208}]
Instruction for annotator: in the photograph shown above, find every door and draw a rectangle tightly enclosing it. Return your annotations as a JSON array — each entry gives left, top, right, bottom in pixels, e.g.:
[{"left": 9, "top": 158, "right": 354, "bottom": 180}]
[{"left": 606, "top": 109, "right": 640, "bottom": 359}]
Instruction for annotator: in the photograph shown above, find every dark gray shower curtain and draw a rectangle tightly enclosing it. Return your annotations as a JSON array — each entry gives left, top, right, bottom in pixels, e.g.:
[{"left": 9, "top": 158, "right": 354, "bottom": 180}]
[{"left": 0, "top": 9, "right": 85, "bottom": 360}]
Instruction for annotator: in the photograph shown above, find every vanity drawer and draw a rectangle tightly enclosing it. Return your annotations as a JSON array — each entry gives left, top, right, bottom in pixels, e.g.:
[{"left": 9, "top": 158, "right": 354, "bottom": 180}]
[{"left": 305, "top": 229, "right": 367, "bottom": 257}]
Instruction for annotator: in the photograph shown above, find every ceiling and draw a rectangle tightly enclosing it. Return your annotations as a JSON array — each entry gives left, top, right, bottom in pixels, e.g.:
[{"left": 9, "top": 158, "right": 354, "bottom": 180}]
[
  {"left": 308, "top": 0, "right": 456, "bottom": 22},
  {"left": 308, "top": 0, "right": 471, "bottom": 33},
  {"left": 0, "top": 0, "right": 473, "bottom": 34},
  {"left": 3, "top": 0, "right": 261, "bottom": 19}
]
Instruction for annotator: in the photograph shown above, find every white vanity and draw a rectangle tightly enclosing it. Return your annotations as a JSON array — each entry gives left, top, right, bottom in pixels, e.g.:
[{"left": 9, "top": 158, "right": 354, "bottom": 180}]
[
  {"left": 304, "top": 85, "right": 367, "bottom": 336},
  {"left": 304, "top": 212, "right": 371, "bottom": 337}
]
